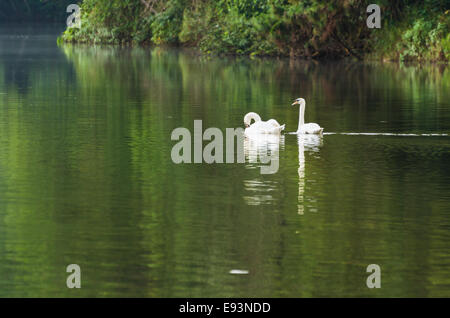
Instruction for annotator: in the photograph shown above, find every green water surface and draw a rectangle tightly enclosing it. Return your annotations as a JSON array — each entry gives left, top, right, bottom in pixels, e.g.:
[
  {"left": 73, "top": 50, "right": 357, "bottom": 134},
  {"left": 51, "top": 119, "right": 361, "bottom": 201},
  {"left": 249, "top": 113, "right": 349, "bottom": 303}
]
[{"left": 0, "top": 25, "right": 449, "bottom": 297}]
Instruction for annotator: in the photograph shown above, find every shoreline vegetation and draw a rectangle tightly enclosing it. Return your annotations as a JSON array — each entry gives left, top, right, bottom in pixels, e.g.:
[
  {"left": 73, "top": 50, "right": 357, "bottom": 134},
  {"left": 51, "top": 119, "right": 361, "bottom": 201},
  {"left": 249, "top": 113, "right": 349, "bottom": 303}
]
[
  {"left": 5, "top": 0, "right": 449, "bottom": 62},
  {"left": 58, "top": 0, "right": 449, "bottom": 62}
]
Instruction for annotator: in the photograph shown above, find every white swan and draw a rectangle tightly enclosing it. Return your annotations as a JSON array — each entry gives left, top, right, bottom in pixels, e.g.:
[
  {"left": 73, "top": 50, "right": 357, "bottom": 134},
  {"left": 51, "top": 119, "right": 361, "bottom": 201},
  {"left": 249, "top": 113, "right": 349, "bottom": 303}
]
[
  {"left": 292, "top": 98, "right": 323, "bottom": 135},
  {"left": 244, "top": 112, "right": 285, "bottom": 135}
]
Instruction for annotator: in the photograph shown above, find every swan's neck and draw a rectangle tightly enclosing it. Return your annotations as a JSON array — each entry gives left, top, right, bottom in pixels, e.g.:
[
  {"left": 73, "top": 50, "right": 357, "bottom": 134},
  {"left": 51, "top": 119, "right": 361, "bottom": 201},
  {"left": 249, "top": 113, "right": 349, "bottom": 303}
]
[
  {"left": 298, "top": 101, "right": 305, "bottom": 131},
  {"left": 244, "top": 112, "right": 262, "bottom": 126}
]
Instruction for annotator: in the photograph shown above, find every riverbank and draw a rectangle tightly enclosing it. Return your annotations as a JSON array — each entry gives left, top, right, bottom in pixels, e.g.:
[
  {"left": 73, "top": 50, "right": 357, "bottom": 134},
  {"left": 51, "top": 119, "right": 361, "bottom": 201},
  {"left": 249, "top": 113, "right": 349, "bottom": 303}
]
[{"left": 60, "top": 0, "right": 449, "bottom": 62}]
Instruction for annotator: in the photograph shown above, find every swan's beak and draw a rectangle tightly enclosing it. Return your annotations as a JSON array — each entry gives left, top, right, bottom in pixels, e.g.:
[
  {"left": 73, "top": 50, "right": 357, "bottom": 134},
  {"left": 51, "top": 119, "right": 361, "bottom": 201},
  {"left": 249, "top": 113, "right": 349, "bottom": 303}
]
[
  {"left": 245, "top": 124, "right": 249, "bottom": 128},
  {"left": 292, "top": 101, "right": 299, "bottom": 105}
]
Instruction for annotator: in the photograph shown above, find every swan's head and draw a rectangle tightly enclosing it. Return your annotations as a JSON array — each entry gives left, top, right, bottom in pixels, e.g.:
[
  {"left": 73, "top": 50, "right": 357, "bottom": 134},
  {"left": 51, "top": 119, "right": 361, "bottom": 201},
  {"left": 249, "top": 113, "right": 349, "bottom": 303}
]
[{"left": 292, "top": 98, "right": 305, "bottom": 106}]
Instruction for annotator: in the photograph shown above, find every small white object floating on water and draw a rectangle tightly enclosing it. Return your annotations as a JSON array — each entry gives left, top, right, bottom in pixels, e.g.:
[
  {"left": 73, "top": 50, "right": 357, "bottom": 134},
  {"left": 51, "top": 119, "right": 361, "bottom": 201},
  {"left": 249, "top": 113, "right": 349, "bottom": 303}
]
[{"left": 229, "top": 269, "right": 249, "bottom": 275}]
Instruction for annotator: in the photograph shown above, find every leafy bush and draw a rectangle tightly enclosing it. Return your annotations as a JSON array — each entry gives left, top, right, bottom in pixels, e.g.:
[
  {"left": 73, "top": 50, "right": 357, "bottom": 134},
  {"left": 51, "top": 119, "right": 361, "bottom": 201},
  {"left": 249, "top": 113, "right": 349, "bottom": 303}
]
[
  {"left": 59, "top": 0, "right": 449, "bottom": 61},
  {"left": 150, "top": 0, "right": 185, "bottom": 45}
]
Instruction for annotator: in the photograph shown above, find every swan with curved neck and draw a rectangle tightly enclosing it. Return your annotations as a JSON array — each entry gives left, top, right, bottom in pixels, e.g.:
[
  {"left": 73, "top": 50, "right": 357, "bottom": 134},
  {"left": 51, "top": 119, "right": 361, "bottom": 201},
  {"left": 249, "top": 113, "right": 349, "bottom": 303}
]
[
  {"left": 292, "top": 98, "right": 323, "bottom": 135},
  {"left": 244, "top": 112, "right": 285, "bottom": 135}
]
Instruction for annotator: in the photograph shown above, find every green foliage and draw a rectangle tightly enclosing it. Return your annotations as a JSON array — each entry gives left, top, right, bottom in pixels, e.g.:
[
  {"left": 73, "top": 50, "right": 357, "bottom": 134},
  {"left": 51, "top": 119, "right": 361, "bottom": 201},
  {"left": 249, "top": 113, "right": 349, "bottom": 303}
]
[
  {"left": 442, "top": 33, "right": 450, "bottom": 59},
  {"left": 371, "top": 4, "right": 449, "bottom": 62},
  {"left": 401, "top": 19, "right": 440, "bottom": 60},
  {"left": 180, "top": 5, "right": 276, "bottom": 55},
  {"left": 58, "top": 0, "right": 449, "bottom": 61},
  {"left": 177, "top": 0, "right": 372, "bottom": 57},
  {"left": 150, "top": 0, "right": 185, "bottom": 45}
]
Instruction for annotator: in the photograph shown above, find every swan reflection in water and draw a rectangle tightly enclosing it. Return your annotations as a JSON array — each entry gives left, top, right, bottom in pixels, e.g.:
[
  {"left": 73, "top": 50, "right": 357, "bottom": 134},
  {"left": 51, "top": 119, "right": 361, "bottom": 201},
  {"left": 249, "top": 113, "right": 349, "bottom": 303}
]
[
  {"left": 297, "top": 134, "right": 322, "bottom": 215},
  {"left": 242, "top": 133, "right": 285, "bottom": 206},
  {"left": 244, "top": 133, "right": 284, "bottom": 165}
]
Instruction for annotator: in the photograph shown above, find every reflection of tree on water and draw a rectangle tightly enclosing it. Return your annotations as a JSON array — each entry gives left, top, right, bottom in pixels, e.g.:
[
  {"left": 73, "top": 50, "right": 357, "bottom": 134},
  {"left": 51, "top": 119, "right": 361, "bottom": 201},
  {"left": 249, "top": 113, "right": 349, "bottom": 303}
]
[
  {"left": 0, "top": 25, "right": 73, "bottom": 95},
  {"left": 1, "top": 31, "right": 30, "bottom": 94},
  {"left": 242, "top": 134, "right": 284, "bottom": 206},
  {"left": 297, "top": 134, "right": 322, "bottom": 215}
]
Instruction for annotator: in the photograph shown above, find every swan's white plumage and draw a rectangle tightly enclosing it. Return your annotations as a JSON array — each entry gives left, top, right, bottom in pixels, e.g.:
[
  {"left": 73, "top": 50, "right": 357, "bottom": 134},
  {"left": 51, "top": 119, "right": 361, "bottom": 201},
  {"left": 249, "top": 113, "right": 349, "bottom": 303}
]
[
  {"left": 243, "top": 112, "right": 285, "bottom": 135},
  {"left": 298, "top": 123, "right": 323, "bottom": 135},
  {"left": 292, "top": 98, "right": 323, "bottom": 135}
]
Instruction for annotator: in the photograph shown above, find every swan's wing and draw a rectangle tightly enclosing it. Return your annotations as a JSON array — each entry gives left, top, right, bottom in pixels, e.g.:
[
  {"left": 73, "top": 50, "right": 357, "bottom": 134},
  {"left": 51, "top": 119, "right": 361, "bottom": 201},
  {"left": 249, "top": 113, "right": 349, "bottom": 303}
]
[
  {"left": 265, "top": 124, "right": 285, "bottom": 134},
  {"left": 300, "top": 123, "right": 323, "bottom": 134},
  {"left": 247, "top": 121, "right": 285, "bottom": 134},
  {"left": 266, "top": 119, "right": 281, "bottom": 127}
]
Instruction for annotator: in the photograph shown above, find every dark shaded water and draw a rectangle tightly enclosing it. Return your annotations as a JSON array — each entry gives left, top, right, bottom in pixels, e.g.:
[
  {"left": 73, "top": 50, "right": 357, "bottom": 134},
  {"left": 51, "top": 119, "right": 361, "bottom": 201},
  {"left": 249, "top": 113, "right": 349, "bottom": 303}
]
[{"left": 0, "top": 25, "right": 449, "bottom": 297}]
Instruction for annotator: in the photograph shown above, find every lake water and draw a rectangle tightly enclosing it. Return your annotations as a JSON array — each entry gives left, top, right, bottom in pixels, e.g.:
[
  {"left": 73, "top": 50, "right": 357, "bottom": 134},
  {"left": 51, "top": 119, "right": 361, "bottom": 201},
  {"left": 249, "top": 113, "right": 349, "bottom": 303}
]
[{"left": 0, "top": 24, "right": 449, "bottom": 297}]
